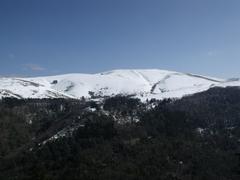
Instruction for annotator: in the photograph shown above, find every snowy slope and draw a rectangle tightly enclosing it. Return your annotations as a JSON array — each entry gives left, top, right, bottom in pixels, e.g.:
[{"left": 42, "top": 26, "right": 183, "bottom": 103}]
[
  {"left": 0, "top": 69, "right": 239, "bottom": 100},
  {"left": 0, "top": 77, "right": 74, "bottom": 99}
]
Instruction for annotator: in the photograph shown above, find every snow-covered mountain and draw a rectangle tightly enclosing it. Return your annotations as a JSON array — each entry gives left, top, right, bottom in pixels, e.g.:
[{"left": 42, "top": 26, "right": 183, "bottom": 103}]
[{"left": 0, "top": 69, "right": 239, "bottom": 100}]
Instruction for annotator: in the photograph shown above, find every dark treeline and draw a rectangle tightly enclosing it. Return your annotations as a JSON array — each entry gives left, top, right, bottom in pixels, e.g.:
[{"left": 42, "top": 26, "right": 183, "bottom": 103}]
[{"left": 1, "top": 87, "right": 240, "bottom": 179}]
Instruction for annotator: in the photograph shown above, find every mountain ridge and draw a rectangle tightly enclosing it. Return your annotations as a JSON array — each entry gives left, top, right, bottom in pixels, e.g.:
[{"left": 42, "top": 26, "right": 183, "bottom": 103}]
[{"left": 0, "top": 69, "right": 239, "bottom": 100}]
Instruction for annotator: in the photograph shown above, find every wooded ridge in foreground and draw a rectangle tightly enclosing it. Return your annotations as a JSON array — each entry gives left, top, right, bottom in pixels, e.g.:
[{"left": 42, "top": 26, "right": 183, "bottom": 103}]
[{"left": 0, "top": 87, "right": 240, "bottom": 179}]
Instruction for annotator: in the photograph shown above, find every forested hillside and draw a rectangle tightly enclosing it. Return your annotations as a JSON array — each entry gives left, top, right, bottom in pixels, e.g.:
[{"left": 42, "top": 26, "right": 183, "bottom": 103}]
[{"left": 1, "top": 87, "right": 240, "bottom": 179}]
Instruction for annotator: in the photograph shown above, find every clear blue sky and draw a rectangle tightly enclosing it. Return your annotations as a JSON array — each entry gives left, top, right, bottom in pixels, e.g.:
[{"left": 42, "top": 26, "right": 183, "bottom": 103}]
[{"left": 1, "top": 0, "right": 240, "bottom": 78}]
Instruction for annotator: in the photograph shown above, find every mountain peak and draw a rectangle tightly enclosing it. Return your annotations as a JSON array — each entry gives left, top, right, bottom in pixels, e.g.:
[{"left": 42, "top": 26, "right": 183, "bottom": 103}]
[{"left": 0, "top": 69, "right": 238, "bottom": 100}]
